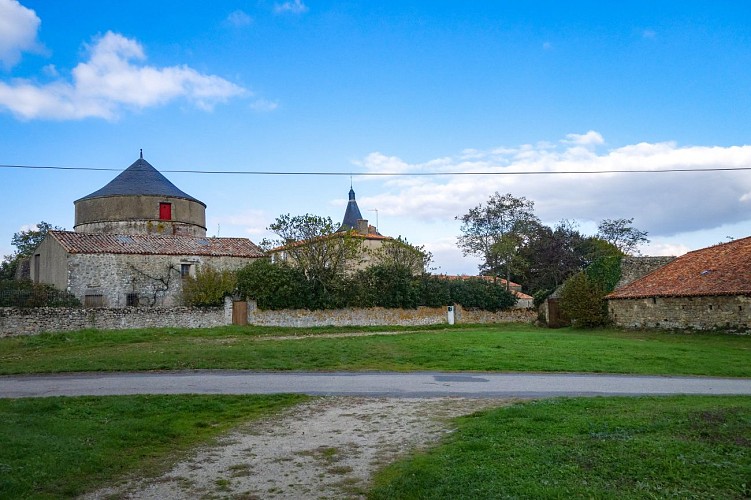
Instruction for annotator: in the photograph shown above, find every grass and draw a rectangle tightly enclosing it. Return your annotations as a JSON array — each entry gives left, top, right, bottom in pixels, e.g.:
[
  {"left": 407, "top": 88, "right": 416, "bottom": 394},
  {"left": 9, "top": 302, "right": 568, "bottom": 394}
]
[
  {"left": 0, "top": 394, "right": 307, "bottom": 499},
  {"left": 1, "top": 324, "right": 749, "bottom": 497},
  {"left": 1, "top": 323, "right": 750, "bottom": 376},
  {"left": 369, "top": 395, "right": 751, "bottom": 499}
]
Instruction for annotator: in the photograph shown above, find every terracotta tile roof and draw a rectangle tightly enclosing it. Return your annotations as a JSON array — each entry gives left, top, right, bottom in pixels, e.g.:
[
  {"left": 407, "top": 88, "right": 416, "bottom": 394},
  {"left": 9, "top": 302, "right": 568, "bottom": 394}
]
[
  {"left": 437, "top": 274, "right": 523, "bottom": 290},
  {"left": 607, "top": 235, "right": 751, "bottom": 299},
  {"left": 270, "top": 231, "right": 392, "bottom": 252},
  {"left": 48, "top": 231, "right": 263, "bottom": 258}
]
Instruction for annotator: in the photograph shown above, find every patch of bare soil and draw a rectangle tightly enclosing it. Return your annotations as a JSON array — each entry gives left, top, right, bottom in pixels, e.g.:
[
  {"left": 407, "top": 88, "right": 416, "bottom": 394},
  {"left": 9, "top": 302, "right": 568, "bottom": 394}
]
[{"left": 82, "top": 397, "right": 510, "bottom": 499}]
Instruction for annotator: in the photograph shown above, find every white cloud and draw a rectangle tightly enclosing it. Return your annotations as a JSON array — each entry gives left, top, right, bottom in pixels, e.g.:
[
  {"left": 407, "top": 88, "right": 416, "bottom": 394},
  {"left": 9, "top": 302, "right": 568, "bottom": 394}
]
[
  {"left": 250, "top": 98, "right": 279, "bottom": 112},
  {"left": 226, "top": 10, "right": 253, "bottom": 27},
  {"left": 0, "top": 0, "right": 42, "bottom": 69},
  {"left": 642, "top": 29, "right": 656, "bottom": 39},
  {"left": 356, "top": 132, "right": 751, "bottom": 239},
  {"left": 0, "top": 31, "right": 246, "bottom": 120},
  {"left": 274, "top": 0, "right": 308, "bottom": 14},
  {"left": 564, "top": 130, "right": 604, "bottom": 147}
]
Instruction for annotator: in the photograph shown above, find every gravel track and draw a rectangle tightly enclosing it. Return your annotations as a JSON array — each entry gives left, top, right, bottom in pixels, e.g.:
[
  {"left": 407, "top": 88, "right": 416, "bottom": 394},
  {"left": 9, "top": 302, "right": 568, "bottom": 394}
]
[{"left": 82, "top": 396, "right": 509, "bottom": 500}]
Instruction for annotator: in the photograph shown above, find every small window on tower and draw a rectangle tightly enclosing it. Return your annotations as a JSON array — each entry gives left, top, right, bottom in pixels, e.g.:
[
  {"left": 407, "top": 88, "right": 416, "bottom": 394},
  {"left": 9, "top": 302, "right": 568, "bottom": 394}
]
[
  {"left": 181, "top": 264, "right": 191, "bottom": 278},
  {"left": 159, "top": 202, "right": 172, "bottom": 220}
]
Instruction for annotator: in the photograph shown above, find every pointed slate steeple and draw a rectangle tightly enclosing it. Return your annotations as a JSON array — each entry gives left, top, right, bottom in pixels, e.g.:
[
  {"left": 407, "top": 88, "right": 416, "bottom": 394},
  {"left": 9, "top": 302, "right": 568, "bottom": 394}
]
[{"left": 338, "top": 187, "right": 364, "bottom": 232}]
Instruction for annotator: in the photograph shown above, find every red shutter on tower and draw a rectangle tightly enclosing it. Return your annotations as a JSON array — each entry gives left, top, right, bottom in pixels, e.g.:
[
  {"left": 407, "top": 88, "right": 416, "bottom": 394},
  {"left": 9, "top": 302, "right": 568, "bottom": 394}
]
[{"left": 159, "top": 202, "right": 172, "bottom": 220}]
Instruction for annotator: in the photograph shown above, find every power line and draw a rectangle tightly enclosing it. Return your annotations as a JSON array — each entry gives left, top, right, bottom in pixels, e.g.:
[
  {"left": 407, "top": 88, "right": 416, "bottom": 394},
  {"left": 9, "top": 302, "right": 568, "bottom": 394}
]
[{"left": 1, "top": 163, "right": 750, "bottom": 176}]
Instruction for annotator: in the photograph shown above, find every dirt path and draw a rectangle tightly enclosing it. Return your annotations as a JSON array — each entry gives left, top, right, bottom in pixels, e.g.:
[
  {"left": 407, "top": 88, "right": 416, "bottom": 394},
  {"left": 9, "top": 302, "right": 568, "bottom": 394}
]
[{"left": 83, "top": 397, "right": 511, "bottom": 499}]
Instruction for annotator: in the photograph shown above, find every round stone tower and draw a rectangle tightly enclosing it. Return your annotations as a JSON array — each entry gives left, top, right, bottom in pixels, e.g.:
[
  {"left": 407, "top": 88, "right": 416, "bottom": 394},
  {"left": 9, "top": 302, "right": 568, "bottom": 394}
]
[{"left": 74, "top": 152, "right": 207, "bottom": 237}]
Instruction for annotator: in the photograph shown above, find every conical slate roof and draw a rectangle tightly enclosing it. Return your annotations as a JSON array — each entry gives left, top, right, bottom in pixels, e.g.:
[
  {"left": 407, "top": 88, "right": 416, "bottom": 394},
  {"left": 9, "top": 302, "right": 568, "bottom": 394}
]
[
  {"left": 338, "top": 187, "right": 363, "bottom": 231},
  {"left": 75, "top": 154, "right": 204, "bottom": 206}
]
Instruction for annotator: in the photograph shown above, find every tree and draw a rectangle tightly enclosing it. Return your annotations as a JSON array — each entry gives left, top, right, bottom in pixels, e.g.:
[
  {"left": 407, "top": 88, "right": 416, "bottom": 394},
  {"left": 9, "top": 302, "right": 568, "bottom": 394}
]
[
  {"left": 371, "top": 236, "right": 433, "bottom": 275},
  {"left": 1, "top": 221, "right": 65, "bottom": 280},
  {"left": 456, "top": 192, "right": 540, "bottom": 287},
  {"left": 516, "top": 219, "right": 590, "bottom": 295},
  {"left": 264, "top": 213, "right": 364, "bottom": 292},
  {"left": 597, "top": 218, "right": 649, "bottom": 255}
]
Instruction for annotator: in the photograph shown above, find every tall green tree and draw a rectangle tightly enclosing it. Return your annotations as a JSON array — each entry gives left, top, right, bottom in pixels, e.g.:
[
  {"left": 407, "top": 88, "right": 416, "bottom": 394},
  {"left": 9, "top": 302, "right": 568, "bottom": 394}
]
[
  {"left": 456, "top": 192, "right": 540, "bottom": 287},
  {"left": 371, "top": 236, "right": 433, "bottom": 275},
  {"left": 516, "top": 220, "right": 588, "bottom": 295},
  {"left": 597, "top": 217, "right": 649, "bottom": 255},
  {"left": 264, "top": 213, "right": 364, "bottom": 292}
]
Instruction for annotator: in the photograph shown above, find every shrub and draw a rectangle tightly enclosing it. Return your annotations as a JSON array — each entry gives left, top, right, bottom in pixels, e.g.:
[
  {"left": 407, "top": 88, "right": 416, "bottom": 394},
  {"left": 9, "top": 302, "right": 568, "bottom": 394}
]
[
  {"left": 419, "top": 275, "right": 452, "bottom": 308},
  {"left": 558, "top": 271, "right": 609, "bottom": 328},
  {"left": 182, "top": 265, "right": 237, "bottom": 307},
  {"left": 0, "top": 280, "right": 80, "bottom": 308},
  {"left": 237, "top": 260, "right": 517, "bottom": 312},
  {"left": 447, "top": 278, "right": 517, "bottom": 312},
  {"left": 236, "top": 259, "right": 311, "bottom": 310},
  {"left": 354, "top": 265, "right": 421, "bottom": 309}
]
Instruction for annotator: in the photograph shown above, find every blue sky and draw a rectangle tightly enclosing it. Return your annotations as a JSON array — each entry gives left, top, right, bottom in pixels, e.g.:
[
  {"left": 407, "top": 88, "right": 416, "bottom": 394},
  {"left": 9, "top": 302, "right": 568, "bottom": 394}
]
[{"left": 2, "top": 0, "right": 750, "bottom": 275}]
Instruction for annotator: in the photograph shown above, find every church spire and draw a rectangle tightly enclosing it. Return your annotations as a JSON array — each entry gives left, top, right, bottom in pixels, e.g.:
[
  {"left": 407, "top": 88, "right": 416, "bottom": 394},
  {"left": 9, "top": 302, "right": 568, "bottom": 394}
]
[{"left": 338, "top": 185, "right": 363, "bottom": 232}]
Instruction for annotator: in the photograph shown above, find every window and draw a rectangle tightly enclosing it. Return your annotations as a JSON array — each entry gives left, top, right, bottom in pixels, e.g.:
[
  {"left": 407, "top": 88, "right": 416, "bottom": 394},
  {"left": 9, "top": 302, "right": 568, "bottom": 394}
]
[
  {"left": 159, "top": 202, "right": 172, "bottom": 220},
  {"left": 180, "top": 263, "right": 191, "bottom": 278},
  {"left": 126, "top": 293, "right": 139, "bottom": 307},
  {"left": 84, "top": 294, "right": 104, "bottom": 307}
]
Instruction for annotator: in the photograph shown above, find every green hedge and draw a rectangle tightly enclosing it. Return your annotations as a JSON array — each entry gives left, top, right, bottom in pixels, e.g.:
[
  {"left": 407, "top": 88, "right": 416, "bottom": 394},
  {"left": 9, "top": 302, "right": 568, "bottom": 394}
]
[{"left": 236, "top": 260, "right": 516, "bottom": 312}]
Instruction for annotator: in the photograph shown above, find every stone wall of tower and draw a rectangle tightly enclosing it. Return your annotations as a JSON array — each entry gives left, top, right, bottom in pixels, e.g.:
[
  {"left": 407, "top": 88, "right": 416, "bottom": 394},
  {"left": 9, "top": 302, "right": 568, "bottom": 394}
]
[{"left": 74, "top": 195, "right": 206, "bottom": 236}]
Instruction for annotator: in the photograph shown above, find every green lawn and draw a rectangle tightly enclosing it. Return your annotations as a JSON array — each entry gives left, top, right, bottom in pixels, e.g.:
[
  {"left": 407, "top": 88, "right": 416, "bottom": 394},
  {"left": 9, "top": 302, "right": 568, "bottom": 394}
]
[
  {"left": 2, "top": 324, "right": 750, "bottom": 498},
  {"left": 1, "top": 323, "right": 749, "bottom": 376},
  {"left": 0, "top": 394, "right": 307, "bottom": 499},
  {"left": 369, "top": 395, "right": 751, "bottom": 499}
]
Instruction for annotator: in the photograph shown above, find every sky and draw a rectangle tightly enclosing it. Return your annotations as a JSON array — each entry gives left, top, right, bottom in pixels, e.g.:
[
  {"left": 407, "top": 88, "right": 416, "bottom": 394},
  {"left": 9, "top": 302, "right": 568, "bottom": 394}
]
[{"left": 1, "top": 0, "right": 750, "bottom": 276}]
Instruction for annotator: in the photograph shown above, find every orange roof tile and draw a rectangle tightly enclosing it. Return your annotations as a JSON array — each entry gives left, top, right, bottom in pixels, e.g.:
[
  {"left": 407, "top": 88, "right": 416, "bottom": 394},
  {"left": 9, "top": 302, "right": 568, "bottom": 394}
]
[
  {"left": 48, "top": 231, "right": 263, "bottom": 258},
  {"left": 270, "top": 230, "right": 392, "bottom": 252},
  {"left": 607, "top": 235, "right": 751, "bottom": 299},
  {"left": 437, "top": 274, "right": 522, "bottom": 289}
]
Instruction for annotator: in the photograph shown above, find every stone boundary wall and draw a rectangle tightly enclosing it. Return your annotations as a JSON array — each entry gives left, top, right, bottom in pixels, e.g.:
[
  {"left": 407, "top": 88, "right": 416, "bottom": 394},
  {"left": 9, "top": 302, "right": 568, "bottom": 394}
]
[
  {"left": 246, "top": 301, "right": 537, "bottom": 327},
  {"left": 0, "top": 306, "right": 228, "bottom": 337},
  {"left": 0, "top": 301, "right": 536, "bottom": 337},
  {"left": 608, "top": 295, "right": 751, "bottom": 332}
]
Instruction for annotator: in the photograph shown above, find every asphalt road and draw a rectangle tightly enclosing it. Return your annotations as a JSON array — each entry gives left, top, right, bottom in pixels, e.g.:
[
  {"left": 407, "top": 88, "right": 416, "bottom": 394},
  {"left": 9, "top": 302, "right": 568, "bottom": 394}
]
[{"left": 2, "top": 371, "right": 751, "bottom": 399}]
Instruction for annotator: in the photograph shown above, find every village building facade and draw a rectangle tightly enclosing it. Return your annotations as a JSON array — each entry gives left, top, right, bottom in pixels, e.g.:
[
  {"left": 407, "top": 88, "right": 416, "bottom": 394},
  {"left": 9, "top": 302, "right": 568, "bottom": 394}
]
[
  {"left": 268, "top": 187, "right": 407, "bottom": 274},
  {"left": 31, "top": 153, "right": 263, "bottom": 307},
  {"left": 606, "top": 236, "right": 751, "bottom": 331}
]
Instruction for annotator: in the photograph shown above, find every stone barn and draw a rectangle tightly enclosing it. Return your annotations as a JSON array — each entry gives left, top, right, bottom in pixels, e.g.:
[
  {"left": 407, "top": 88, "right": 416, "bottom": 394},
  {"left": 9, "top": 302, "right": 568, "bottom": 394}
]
[
  {"left": 31, "top": 153, "right": 263, "bottom": 307},
  {"left": 606, "top": 236, "right": 751, "bottom": 331}
]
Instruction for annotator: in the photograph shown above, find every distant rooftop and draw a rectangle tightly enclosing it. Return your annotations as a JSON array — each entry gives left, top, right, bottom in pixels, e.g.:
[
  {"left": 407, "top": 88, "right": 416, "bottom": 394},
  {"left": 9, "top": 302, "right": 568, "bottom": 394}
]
[
  {"left": 75, "top": 152, "right": 204, "bottom": 205},
  {"left": 337, "top": 187, "right": 364, "bottom": 232}
]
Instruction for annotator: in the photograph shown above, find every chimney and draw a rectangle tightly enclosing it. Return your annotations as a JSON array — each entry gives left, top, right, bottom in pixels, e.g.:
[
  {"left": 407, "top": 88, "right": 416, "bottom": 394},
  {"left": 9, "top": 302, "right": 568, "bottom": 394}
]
[{"left": 356, "top": 219, "right": 368, "bottom": 235}]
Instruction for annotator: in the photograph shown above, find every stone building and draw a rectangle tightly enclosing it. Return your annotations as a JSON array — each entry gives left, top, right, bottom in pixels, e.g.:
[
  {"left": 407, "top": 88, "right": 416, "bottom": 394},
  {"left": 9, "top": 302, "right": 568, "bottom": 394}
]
[
  {"left": 606, "top": 236, "right": 751, "bottom": 331},
  {"left": 31, "top": 153, "right": 263, "bottom": 307},
  {"left": 268, "top": 187, "right": 414, "bottom": 274},
  {"left": 74, "top": 152, "right": 207, "bottom": 237}
]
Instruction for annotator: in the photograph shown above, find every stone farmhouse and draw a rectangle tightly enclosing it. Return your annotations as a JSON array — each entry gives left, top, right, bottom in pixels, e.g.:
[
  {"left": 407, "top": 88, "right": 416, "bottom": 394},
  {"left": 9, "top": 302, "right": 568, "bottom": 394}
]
[
  {"left": 269, "top": 187, "right": 405, "bottom": 274},
  {"left": 31, "top": 153, "right": 263, "bottom": 307},
  {"left": 606, "top": 236, "right": 751, "bottom": 331}
]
